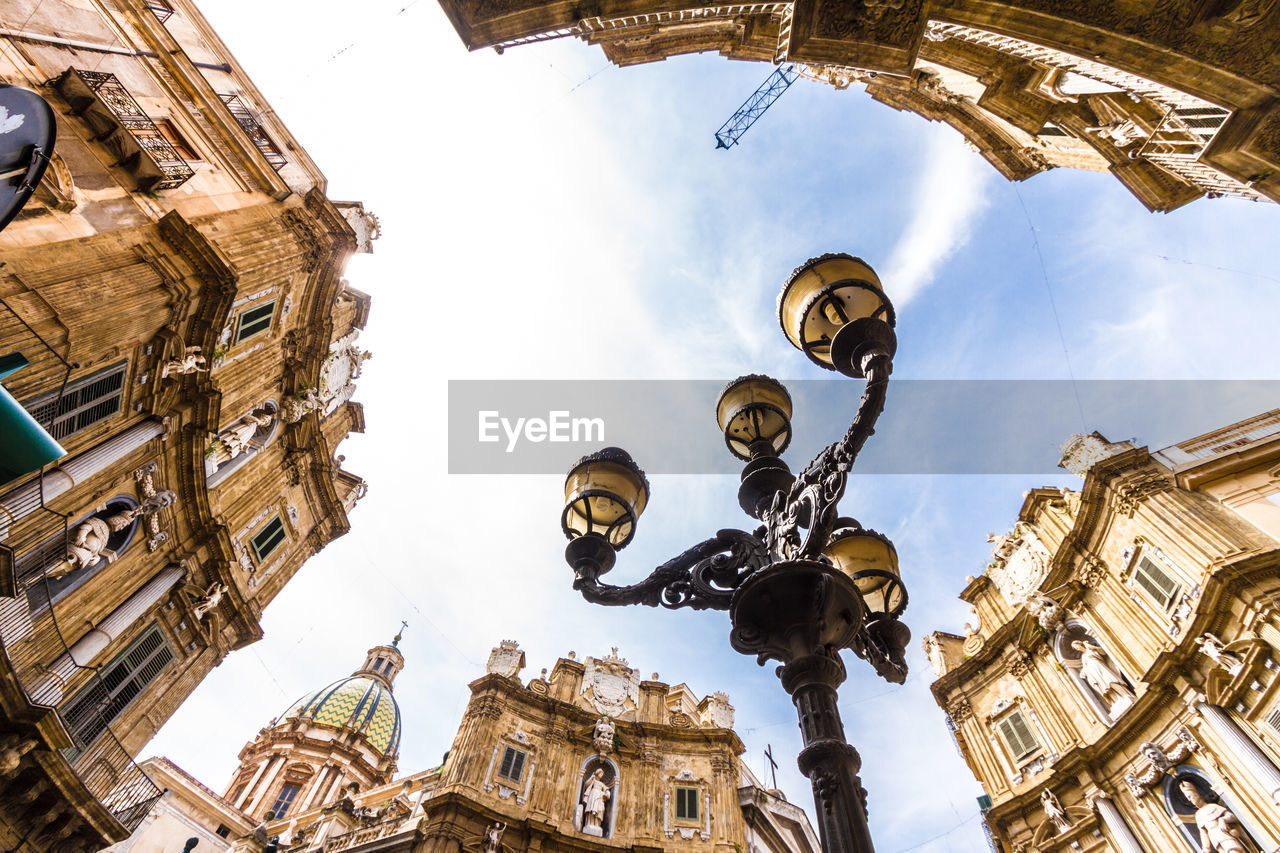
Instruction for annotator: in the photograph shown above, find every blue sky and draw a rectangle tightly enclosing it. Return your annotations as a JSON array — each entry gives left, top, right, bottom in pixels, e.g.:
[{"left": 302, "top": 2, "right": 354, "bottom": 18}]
[{"left": 146, "top": 2, "right": 1280, "bottom": 849}]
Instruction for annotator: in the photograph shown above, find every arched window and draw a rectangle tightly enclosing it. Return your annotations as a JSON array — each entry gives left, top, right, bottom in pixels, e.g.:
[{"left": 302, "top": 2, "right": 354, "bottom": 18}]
[
  {"left": 574, "top": 755, "right": 619, "bottom": 839},
  {"left": 205, "top": 401, "right": 280, "bottom": 487},
  {"left": 1054, "top": 622, "right": 1136, "bottom": 724},
  {"left": 1163, "top": 765, "right": 1272, "bottom": 852}
]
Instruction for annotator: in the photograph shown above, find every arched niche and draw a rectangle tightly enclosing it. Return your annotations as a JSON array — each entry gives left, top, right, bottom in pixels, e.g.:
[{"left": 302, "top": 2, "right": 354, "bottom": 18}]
[
  {"left": 1054, "top": 621, "right": 1136, "bottom": 725},
  {"left": 573, "top": 754, "right": 619, "bottom": 839},
  {"left": 1163, "top": 765, "right": 1272, "bottom": 852},
  {"left": 25, "top": 496, "right": 141, "bottom": 613},
  {"left": 205, "top": 401, "right": 280, "bottom": 488}
]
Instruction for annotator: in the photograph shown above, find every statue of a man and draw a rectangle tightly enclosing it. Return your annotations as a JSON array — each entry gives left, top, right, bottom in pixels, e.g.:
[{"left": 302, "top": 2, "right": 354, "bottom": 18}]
[
  {"left": 48, "top": 517, "right": 113, "bottom": 577},
  {"left": 193, "top": 582, "right": 227, "bottom": 621},
  {"left": 162, "top": 346, "right": 208, "bottom": 379},
  {"left": 482, "top": 821, "right": 505, "bottom": 853},
  {"left": 1041, "top": 789, "right": 1071, "bottom": 833},
  {"left": 1073, "top": 640, "right": 1135, "bottom": 712},
  {"left": 581, "top": 769, "right": 610, "bottom": 833},
  {"left": 1180, "top": 781, "right": 1247, "bottom": 852},
  {"left": 1196, "top": 634, "right": 1245, "bottom": 677}
]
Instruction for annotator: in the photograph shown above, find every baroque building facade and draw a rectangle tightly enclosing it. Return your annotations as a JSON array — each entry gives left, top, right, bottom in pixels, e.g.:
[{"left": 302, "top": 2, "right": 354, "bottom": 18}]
[
  {"left": 110, "top": 640, "right": 820, "bottom": 853},
  {"left": 0, "top": 0, "right": 375, "bottom": 849},
  {"left": 924, "top": 409, "right": 1280, "bottom": 853},
  {"left": 435, "top": 0, "right": 1280, "bottom": 210}
]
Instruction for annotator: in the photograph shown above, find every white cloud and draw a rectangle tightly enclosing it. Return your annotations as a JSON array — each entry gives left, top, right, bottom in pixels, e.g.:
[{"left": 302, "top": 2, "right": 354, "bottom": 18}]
[{"left": 880, "top": 131, "right": 993, "bottom": 308}]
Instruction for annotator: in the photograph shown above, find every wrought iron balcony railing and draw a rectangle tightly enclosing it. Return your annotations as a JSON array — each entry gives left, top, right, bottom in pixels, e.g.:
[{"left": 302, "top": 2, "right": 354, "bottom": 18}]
[
  {"left": 146, "top": 1, "right": 175, "bottom": 22},
  {"left": 54, "top": 68, "right": 195, "bottom": 192},
  {"left": 219, "top": 93, "right": 288, "bottom": 171}
]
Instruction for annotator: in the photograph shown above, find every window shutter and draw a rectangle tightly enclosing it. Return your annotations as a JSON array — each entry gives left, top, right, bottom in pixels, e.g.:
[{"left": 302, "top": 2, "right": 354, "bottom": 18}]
[
  {"left": 22, "top": 362, "right": 127, "bottom": 440},
  {"left": 998, "top": 711, "right": 1041, "bottom": 761},
  {"left": 251, "top": 516, "right": 287, "bottom": 562},
  {"left": 498, "top": 746, "right": 525, "bottom": 782},
  {"left": 1134, "top": 556, "right": 1180, "bottom": 609},
  {"left": 676, "top": 787, "right": 699, "bottom": 820},
  {"left": 235, "top": 301, "right": 277, "bottom": 343}
]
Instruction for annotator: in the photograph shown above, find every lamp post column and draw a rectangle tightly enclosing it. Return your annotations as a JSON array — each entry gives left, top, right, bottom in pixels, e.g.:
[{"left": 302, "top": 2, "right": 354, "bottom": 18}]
[{"left": 780, "top": 653, "right": 876, "bottom": 853}]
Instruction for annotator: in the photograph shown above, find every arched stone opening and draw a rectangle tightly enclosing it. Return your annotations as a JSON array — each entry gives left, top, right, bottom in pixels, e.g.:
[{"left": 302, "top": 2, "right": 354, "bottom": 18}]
[{"left": 574, "top": 754, "right": 619, "bottom": 839}]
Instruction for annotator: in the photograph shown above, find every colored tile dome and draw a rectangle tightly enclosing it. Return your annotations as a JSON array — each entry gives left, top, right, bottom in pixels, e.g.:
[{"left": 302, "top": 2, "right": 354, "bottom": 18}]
[{"left": 285, "top": 674, "right": 402, "bottom": 757}]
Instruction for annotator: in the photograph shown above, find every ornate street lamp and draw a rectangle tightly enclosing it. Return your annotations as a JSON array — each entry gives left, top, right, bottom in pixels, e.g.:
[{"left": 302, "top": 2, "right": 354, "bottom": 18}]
[{"left": 559, "top": 253, "right": 910, "bottom": 853}]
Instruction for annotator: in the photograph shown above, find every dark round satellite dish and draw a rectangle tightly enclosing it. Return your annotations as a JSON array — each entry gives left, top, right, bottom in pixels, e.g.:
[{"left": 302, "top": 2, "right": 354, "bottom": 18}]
[{"left": 0, "top": 85, "right": 56, "bottom": 234}]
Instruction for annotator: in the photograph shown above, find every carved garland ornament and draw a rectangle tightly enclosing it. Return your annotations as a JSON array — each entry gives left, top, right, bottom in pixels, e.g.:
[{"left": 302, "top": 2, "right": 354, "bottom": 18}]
[{"left": 1124, "top": 728, "right": 1201, "bottom": 797}]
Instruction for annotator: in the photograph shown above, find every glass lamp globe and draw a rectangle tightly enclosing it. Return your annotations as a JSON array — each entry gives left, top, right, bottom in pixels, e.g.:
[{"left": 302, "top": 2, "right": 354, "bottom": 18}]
[
  {"left": 716, "top": 374, "right": 793, "bottom": 461},
  {"left": 562, "top": 447, "right": 649, "bottom": 549},
  {"left": 778, "top": 253, "right": 895, "bottom": 377},
  {"left": 823, "top": 525, "right": 906, "bottom": 619}
]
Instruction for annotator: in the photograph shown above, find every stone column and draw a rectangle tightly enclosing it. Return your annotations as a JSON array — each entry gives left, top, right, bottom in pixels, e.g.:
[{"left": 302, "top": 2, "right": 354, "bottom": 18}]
[
  {"left": 36, "top": 565, "right": 183, "bottom": 701},
  {"left": 1194, "top": 699, "right": 1280, "bottom": 805},
  {"left": 1088, "top": 790, "right": 1146, "bottom": 853},
  {"left": 0, "top": 419, "right": 164, "bottom": 538}
]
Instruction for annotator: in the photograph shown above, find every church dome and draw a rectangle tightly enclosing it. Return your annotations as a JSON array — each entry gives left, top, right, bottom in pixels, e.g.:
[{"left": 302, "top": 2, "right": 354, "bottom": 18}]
[{"left": 284, "top": 671, "right": 402, "bottom": 756}]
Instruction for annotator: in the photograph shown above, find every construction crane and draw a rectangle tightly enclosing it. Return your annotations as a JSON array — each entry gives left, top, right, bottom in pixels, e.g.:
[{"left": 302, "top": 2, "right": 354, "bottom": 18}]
[{"left": 714, "top": 63, "right": 801, "bottom": 149}]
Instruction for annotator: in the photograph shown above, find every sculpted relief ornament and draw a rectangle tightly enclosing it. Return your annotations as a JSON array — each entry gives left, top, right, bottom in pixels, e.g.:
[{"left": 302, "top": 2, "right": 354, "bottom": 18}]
[
  {"left": 700, "top": 691, "right": 735, "bottom": 728},
  {"left": 986, "top": 523, "right": 1052, "bottom": 608},
  {"left": 1059, "top": 433, "right": 1127, "bottom": 478},
  {"left": 486, "top": 640, "right": 526, "bottom": 679},
  {"left": 582, "top": 649, "right": 640, "bottom": 718}
]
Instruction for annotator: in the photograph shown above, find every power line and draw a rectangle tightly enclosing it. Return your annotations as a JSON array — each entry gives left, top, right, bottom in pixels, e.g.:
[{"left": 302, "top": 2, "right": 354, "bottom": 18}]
[
  {"left": 891, "top": 811, "right": 981, "bottom": 852},
  {"left": 1013, "top": 186, "right": 1086, "bottom": 431}
]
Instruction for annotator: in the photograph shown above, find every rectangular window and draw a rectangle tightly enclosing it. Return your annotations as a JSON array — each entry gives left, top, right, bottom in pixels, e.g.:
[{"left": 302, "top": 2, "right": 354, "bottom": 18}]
[
  {"left": 61, "top": 622, "right": 174, "bottom": 749},
  {"left": 215, "top": 825, "right": 231, "bottom": 839},
  {"left": 1132, "top": 555, "right": 1180, "bottom": 610},
  {"left": 270, "top": 782, "right": 301, "bottom": 818},
  {"left": 1038, "top": 122, "right": 1070, "bottom": 137},
  {"left": 22, "top": 361, "right": 127, "bottom": 440},
  {"left": 234, "top": 300, "right": 276, "bottom": 344},
  {"left": 251, "top": 515, "right": 287, "bottom": 563},
  {"left": 156, "top": 119, "right": 198, "bottom": 161},
  {"left": 675, "top": 786, "right": 699, "bottom": 821},
  {"left": 996, "top": 710, "right": 1042, "bottom": 762},
  {"left": 497, "top": 745, "right": 526, "bottom": 782}
]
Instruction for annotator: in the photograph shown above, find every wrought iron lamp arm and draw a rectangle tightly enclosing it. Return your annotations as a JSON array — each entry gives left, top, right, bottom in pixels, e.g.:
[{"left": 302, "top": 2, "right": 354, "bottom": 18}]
[
  {"left": 765, "top": 352, "right": 892, "bottom": 561},
  {"left": 572, "top": 529, "right": 767, "bottom": 611}
]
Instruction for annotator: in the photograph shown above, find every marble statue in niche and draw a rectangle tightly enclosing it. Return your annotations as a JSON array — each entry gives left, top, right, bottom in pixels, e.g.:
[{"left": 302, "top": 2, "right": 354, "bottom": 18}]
[{"left": 1180, "top": 781, "right": 1247, "bottom": 853}]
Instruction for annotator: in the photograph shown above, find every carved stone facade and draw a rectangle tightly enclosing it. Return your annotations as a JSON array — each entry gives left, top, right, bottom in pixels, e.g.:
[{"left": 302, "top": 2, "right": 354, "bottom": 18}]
[
  {"left": 434, "top": 0, "right": 1280, "bottom": 211},
  {"left": 926, "top": 409, "right": 1280, "bottom": 853},
  {"left": 109, "top": 642, "right": 820, "bottom": 853},
  {"left": 0, "top": 0, "right": 374, "bottom": 848}
]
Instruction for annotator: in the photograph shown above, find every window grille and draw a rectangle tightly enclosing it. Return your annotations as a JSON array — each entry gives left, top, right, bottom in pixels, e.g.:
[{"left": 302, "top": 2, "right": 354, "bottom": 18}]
[
  {"left": 215, "top": 825, "right": 232, "bottom": 839},
  {"left": 235, "top": 301, "right": 276, "bottom": 344},
  {"left": 271, "top": 783, "right": 301, "bottom": 818},
  {"left": 675, "top": 786, "right": 699, "bottom": 820},
  {"left": 251, "top": 516, "right": 286, "bottom": 563},
  {"left": 1263, "top": 705, "right": 1280, "bottom": 736},
  {"left": 62, "top": 623, "right": 174, "bottom": 748},
  {"left": 497, "top": 746, "right": 526, "bottom": 782},
  {"left": 22, "top": 362, "right": 126, "bottom": 440},
  {"left": 145, "top": 0, "right": 174, "bottom": 21},
  {"left": 996, "top": 710, "right": 1041, "bottom": 761},
  {"left": 1132, "top": 555, "right": 1180, "bottom": 610}
]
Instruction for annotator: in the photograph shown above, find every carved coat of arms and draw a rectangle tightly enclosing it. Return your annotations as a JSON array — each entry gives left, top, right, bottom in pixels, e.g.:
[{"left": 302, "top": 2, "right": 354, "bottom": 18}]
[
  {"left": 986, "top": 523, "right": 1051, "bottom": 608},
  {"left": 581, "top": 649, "right": 639, "bottom": 718},
  {"left": 486, "top": 640, "right": 525, "bottom": 679}
]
